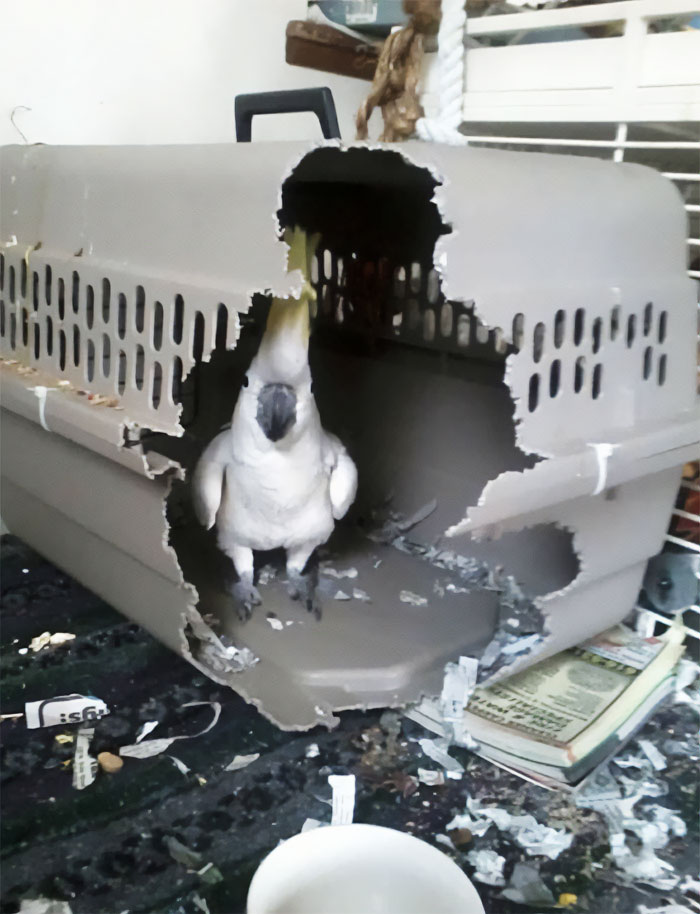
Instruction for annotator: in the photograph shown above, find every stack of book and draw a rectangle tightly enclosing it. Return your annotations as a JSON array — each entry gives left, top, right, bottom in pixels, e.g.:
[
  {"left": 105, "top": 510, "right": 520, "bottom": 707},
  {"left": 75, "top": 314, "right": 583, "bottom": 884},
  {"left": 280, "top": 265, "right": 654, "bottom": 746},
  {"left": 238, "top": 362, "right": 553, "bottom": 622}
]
[{"left": 408, "top": 620, "right": 685, "bottom": 789}]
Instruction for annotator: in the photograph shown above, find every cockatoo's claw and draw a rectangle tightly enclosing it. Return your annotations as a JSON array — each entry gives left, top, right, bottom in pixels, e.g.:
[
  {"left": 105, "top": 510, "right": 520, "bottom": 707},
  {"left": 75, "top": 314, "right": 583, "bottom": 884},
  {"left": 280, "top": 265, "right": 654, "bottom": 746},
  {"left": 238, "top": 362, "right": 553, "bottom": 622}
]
[
  {"left": 228, "top": 580, "right": 262, "bottom": 622},
  {"left": 307, "top": 591, "right": 322, "bottom": 621},
  {"left": 287, "top": 569, "right": 322, "bottom": 620}
]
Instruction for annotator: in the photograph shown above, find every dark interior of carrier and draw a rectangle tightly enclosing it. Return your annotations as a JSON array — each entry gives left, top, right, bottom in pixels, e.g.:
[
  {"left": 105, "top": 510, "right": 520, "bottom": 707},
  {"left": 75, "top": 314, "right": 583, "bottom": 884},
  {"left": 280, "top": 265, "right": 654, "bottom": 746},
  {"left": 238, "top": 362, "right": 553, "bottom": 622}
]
[{"left": 154, "top": 148, "right": 579, "bottom": 703}]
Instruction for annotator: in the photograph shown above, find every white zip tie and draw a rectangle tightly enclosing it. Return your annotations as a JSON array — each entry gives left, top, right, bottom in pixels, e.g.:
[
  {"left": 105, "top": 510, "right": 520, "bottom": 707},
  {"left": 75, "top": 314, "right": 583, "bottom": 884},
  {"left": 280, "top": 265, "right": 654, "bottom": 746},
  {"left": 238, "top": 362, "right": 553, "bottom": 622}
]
[
  {"left": 30, "top": 385, "right": 55, "bottom": 432},
  {"left": 589, "top": 442, "right": 618, "bottom": 496}
]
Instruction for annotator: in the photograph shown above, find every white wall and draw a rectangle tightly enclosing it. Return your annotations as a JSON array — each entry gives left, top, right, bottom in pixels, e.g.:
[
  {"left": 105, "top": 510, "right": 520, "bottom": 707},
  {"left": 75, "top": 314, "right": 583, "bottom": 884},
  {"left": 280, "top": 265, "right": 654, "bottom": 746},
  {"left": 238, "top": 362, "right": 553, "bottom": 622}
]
[{"left": 0, "top": 0, "right": 373, "bottom": 145}]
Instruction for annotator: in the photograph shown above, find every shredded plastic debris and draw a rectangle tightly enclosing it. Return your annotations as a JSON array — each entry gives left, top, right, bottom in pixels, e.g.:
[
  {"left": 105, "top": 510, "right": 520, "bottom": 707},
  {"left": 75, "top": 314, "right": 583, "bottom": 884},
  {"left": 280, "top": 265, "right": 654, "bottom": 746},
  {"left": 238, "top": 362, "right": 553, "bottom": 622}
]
[
  {"left": 501, "top": 862, "right": 556, "bottom": 907},
  {"left": 135, "top": 720, "right": 160, "bottom": 742},
  {"left": 417, "top": 767, "right": 445, "bottom": 786},
  {"left": 575, "top": 762, "right": 685, "bottom": 889},
  {"left": 400, "top": 590, "right": 428, "bottom": 606},
  {"left": 72, "top": 727, "right": 97, "bottom": 790},
  {"left": 333, "top": 590, "right": 352, "bottom": 601},
  {"left": 224, "top": 753, "right": 260, "bottom": 771},
  {"left": 120, "top": 701, "right": 221, "bottom": 759},
  {"left": 448, "top": 797, "right": 573, "bottom": 859},
  {"left": 165, "top": 756, "right": 189, "bottom": 777},
  {"left": 466, "top": 848, "right": 506, "bottom": 886},
  {"left": 19, "top": 900, "right": 73, "bottom": 914},
  {"left": 165, "top": 836, "right": 203, "bottom": 869},
  {"left": 418, "top": 737, "right": 464, "bottom": 774},
  {"left": 305, "top": 743, "right": 320, "bottom": 758},
  {"left": 321, "top": 565, "right": 358, "bottom": 579},
  {"left": 266, "top": 617, "right": 284, "bottom": 630},
  {"left": 301, "top": 818, "right": 324, "bottom": 832},
  {"left": 197, "top": 862, "right": 224, "bottom": 885},
  {"left": 352, "top": 587, "right": 371, "bottom": 602},
  {"left": 638, "top": 739, "right": 667, "bottom": 771}
]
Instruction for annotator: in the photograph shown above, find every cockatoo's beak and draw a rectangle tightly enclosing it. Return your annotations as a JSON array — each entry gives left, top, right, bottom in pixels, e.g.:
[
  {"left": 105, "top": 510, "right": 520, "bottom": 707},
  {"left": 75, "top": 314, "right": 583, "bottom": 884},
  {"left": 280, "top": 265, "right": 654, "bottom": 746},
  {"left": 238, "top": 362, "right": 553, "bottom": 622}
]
[{"left": 256, "top": 382, "right": 297, "bottom": 442}]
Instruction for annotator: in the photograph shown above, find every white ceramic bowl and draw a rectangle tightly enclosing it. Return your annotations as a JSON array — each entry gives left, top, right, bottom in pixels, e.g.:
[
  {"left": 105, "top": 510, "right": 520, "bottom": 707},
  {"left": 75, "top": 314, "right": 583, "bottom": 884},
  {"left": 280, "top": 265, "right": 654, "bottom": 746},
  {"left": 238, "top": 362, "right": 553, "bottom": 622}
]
[{"left": 247, "top": 823, "right": 485, "bottom": 914}]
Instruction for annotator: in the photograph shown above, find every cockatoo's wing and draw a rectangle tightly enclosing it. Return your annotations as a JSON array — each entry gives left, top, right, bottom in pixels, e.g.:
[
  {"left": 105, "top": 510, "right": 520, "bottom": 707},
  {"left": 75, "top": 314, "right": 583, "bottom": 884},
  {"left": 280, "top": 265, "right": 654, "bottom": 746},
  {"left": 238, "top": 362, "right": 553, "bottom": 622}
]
[
  {"left": 324, "top": 432, "right": 358, "bottom": 521},
  {"left": 192, "top": 432, "right": 231, "bottom": 530}
]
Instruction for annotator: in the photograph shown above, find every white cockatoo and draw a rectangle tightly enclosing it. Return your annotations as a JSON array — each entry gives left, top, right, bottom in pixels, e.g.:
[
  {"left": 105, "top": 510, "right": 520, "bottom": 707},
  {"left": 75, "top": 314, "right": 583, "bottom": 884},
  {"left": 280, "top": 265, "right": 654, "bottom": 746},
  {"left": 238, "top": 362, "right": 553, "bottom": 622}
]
[{"left": 192, "top": 227, "right": 358, "bottom": 619}]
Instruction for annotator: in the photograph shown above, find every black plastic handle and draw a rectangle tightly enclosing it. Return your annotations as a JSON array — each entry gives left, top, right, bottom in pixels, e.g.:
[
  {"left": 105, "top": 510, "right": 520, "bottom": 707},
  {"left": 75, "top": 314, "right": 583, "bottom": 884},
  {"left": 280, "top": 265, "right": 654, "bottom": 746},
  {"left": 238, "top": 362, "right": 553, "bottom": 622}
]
[{"left": 235, "top": 88, "right": 341, "bottom": 142}]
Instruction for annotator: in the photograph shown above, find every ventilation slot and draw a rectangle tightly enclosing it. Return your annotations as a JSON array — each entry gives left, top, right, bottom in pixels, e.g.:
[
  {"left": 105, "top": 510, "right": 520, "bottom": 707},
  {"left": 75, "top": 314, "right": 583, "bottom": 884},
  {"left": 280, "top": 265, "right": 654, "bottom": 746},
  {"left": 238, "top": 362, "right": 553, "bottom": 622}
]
[
  {"left": 410, "top": 262, "right": 422, "bottom": 294},
  {"left": 33, "top": 323, "right": 40, "bottom": 360},
  {"left": 528, "top": 373, "right": 539, "bottom": 412},
  {"left": 658, "top": 353, "right": 667, "bottom": 386},
  {"left": 9, "top": 266, "right": 16, "bottom": 303},
  {"left": 0, "top": 252, "right": 4, "bottom": 291},
  {"left": 86, "top": 285, "right": 95, "bottom": 329},
  {"left": 152, "top": 361, "right": 163, "bottom": 408},
  {"left": 592, "top": 363, "right": 602, "bottom": 399},
  {"left": 118, "top": 293, "right": 127, "bottom": 339},
  {"left": 553, "top": 310, "right": 565, "bottom": 348},
  {"left": 440, "top": 303, "right": 453, "bottom": 338},
  {"left": 135, "top": 286, "right": 145, "bottom": 333},
  {"left": 643, "top": 302, "right": 653, "bottom": 336},
  {"left": 592, "top": 317, "right": 602, "bottom": 354},
  {"left": 173, "top": 293, "right": 184, "bottom": 344},
  {"left": 0, "top": 300, "right": 4, "bottom": 337},
  {"left": 512, "top": 313, "right": 524, "bottom": 350},
  {"left": 549, "top": 359, "right": 560, "bottom": 397},
  {"left": 45, "top": 316, "right": 53, "bottom": 356},
  {"left": 87, "top": 339, "right": 95, "bottom": 382},
  {"left": 574, "top": 356, "right": 585, "bottom": 393},
  {"left": 118, "top": 350, "right": 127, "bottom": 395},
  {"left": 626, "top": 314, "right": 636, "bottom": 348},
  {"left": 21, "top": 309, "right": 28, "bottom": 346},
  {"left": 153, "top": 301, "right": 164, "bottom": 351},
  {"left": 423, "top": 309, "right": 435, "bottom": 342},
  {"left": 457, "top": 314, "right": 470, "bottom": 347},
  {"left": 643, "top": 346, "right": 653, "bottom": 379},
  {"left": 573, "top": 308, "right": 584, "bottom": 345},
  {"left": 610, "top": 305, "right": 620, "bottom": 340},
  {"left": 72, "top": 271, "right": 80, "bottom": 314},
  {"left": 102, "top": 278, "right": 111, "bottom": 322},
  {"left": 72, "top": 326, "right": 80, "bottom": 367},
  {"left": 215, "top": 303, "right": 228, "bottom": 350},
  {"left": 427, "top": 270, "right": 440, "bottom": 304},
  {"left": 32, "top": 271, "right": 39, "bottom": 311},
  {"left": 102, "top": 334, "right": 111, "bottom": 377},
  {"left": 59, "top": 330, "right": 66, "bottom": 371},
  {"left": 658, "top": 311, "right": 667, "bottom": 344},
  {"left": 532, "top": 322, "right": 545, "bottom": 363},
  {"left": 9, "top": 312, "right": 16, "bottom": 349},
  {"left": 192, "top": 312, "right": 205, "bottom": 362},
  {"left": 20, "top": 260, "right": 27, "bottom": 300},
  {"left": 58, "top": 278, "right": 65, "bottom": 320},
  {"left": 172, "top": 356, "right": 183, "bottom": 403},
  {"left": 45, "top": 265, "right": 52, "bottom": 305},
  {"left": 135, "top": 345, "right": 145, "bottom": 390}
]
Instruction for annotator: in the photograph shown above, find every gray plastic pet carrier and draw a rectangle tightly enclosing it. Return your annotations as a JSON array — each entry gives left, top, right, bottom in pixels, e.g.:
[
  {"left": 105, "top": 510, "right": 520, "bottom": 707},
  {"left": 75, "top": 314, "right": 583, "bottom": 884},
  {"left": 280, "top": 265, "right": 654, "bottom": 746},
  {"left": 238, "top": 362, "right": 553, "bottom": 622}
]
[{"left": 1, "top": 134, "right": 698, "bottom": 728}]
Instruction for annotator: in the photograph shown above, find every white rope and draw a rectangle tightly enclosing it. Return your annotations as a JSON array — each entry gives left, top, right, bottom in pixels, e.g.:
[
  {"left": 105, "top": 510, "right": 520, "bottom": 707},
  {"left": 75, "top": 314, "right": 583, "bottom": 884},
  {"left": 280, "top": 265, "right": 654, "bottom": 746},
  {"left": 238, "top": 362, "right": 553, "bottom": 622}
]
[{"left": 416, "top": 0, "right": 469, "bottom": 146}]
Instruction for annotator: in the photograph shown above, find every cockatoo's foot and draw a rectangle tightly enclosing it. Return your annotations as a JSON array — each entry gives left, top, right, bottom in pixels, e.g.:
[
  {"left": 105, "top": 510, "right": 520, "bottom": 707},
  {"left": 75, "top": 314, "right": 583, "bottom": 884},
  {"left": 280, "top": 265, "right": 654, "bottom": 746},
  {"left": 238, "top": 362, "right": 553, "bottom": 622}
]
[
  {"left": 287, "top": 568, "right": 322, "bottom": 620},
  {"left": 228, "top": 579, "right": 262, "bottom": 622}
]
